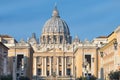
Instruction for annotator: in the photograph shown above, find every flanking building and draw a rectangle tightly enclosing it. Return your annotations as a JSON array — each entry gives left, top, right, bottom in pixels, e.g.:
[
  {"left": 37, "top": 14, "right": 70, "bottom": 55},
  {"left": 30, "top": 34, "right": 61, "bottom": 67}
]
[
  {"left": 99, "top": 27, "right": 120, "bottom": 80},
  {"left": 0, "top": 35, "right": 33, "bottom": 80},
  {"left": 0, "top": 42, "right": 8, "bottom": 76}
]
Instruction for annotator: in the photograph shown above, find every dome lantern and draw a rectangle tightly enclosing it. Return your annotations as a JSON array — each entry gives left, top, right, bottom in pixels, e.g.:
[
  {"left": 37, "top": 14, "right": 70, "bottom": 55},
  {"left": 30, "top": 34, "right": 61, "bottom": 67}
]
[{"left": 52, "top": 5, "right": 60, "bottom": 17}]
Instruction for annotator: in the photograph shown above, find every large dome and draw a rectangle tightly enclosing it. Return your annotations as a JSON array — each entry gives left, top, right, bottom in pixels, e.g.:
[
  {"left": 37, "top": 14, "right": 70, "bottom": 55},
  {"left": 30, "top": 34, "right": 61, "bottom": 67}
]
[
  {"left": 40, "top": 6, "right": 71, "bottom": 44},
  {"left": 42, "top": 7, "right": 70, "bottom": 35}
]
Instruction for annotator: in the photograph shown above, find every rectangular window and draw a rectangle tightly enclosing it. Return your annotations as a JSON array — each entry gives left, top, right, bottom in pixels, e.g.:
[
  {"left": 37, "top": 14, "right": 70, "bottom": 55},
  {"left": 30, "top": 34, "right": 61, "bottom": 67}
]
[
  {"left": 37, "top": 68, "right": 41, "bottom": 75},
  {"left": 85, "top": 55, "right": 91, "bottom": 69},
  {"left": 59, "top": 71, "right": 62, "bottom": 76},
  {"left": 67, "top": 68, "right": 71, "bottom": 76},
  {"left": 17, "top": 55, "right": 24, "bottom": 69},
  {"left": 47, "top": 71, "right": 49, "bottom": 76}
]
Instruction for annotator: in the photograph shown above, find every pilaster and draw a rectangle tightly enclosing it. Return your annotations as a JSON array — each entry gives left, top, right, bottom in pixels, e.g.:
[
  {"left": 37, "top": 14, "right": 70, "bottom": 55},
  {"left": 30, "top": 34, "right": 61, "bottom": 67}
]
[
  {"left": 65, "top": 57, "right": 66, "bottom": 76},
  {"left": 44, "top": 57, "right": 46, "bottom": 76},
  {"left": 57, "top": 57, "right": 59, "bottom": 76},
  {"left": 50, "top": 57, "right": 52, "bottom": 76},
  {"left": 33, "top": 57, "right": 37, "bottom": 76},
  {"left": 42, "top": 57, "right": 44, "bottom": 76},
  {"left": 62, "top": 57, "right": 64, "bottom": 76}
]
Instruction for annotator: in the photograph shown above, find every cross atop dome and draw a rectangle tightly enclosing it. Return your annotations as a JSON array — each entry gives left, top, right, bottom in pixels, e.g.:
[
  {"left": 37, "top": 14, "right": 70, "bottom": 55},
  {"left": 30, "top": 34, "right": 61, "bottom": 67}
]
[{"left": 52, "top": 3, "right": 60, "bottom": 17}]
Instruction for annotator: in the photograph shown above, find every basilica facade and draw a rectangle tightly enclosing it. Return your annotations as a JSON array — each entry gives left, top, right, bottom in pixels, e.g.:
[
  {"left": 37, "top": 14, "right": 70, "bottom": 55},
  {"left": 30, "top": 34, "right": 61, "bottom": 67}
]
[
  {"left": 32, "top": 6, "right": 77, "bottom": 79},
  {"left": 31, "top": 6, "right": 99, "bottom": 80},
  {"left": 0, "top": 6, "right": 120, "bottom": 80}
]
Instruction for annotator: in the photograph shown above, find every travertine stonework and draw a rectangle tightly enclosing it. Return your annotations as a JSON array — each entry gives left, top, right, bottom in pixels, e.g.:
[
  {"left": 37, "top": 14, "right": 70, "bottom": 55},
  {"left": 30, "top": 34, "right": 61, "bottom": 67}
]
[{"left": 0, "top": 6, "right": 120, "bottom": 80}]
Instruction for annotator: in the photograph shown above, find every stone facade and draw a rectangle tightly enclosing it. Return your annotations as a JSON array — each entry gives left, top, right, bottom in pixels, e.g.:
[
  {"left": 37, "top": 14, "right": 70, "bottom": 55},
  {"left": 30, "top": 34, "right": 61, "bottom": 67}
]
[
  {"left": 99, "top": 26, "right": 120, "bottom": 80},
  {"left": 0, "top": 36, "right": 33, "bottom": 80},
  {"left": 31, "top": 6, "right": 104, "bottom": 80},
  {"left": 0, "top": 6, "right": 120, "bottom": 80}
]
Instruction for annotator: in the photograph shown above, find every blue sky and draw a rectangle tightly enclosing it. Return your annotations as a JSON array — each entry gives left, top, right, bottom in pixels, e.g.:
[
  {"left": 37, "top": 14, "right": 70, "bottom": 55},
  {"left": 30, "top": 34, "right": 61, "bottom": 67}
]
[{"left": 0, "top": 0, "right": 120, "bottom": 41}]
